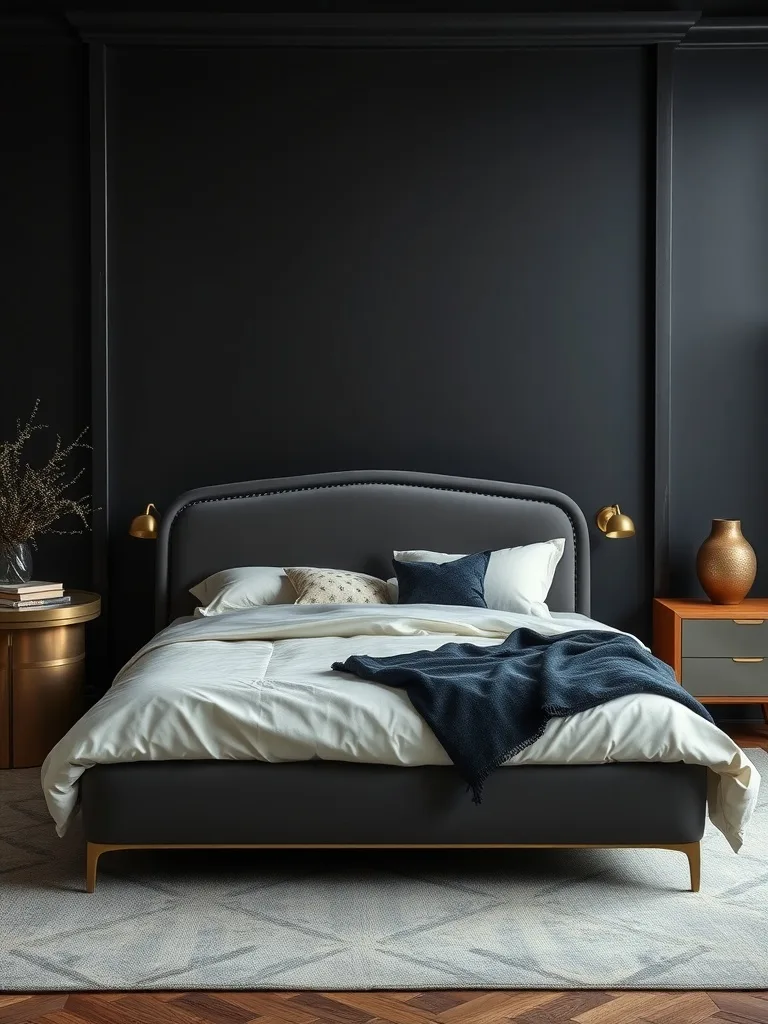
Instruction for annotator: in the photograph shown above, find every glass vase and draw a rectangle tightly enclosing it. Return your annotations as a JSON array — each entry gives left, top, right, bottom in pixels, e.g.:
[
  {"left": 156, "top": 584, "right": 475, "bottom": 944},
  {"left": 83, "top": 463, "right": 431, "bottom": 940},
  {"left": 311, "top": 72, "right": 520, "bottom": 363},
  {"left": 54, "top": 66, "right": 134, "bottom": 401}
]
[{"left": 0, "top": 541, "right": 34, "bottom": 586}]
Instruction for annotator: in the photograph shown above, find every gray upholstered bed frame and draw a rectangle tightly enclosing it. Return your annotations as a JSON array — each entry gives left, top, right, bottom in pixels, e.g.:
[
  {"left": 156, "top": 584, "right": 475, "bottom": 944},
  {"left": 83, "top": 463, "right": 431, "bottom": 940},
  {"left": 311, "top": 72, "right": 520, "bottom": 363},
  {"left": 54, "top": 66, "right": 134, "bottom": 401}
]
[{"left": 81, "top": 471, "right": 706, "bottom": 892}]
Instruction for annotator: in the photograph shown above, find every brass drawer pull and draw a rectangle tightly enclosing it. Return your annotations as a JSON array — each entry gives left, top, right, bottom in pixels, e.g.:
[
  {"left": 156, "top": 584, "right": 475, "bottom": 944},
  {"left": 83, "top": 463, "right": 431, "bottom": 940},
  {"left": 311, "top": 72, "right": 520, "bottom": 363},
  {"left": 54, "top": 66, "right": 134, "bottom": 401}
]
[
  {"left": 732, "top": 657, "right": 764, "bottom": 663},
  {"left": 733, "top": 619, "right": 764, "bottom": 625}
]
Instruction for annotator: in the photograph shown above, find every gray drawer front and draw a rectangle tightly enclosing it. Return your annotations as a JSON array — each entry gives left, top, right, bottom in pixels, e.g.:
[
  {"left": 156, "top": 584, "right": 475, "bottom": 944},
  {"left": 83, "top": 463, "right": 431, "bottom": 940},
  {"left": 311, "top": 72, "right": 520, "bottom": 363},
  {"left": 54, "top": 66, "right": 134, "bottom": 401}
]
[
  {"left": 682, "top": 658, "right": 768, "bottom": 698},
  {"left": 682, "top": 619, "right": 768, "bottom": 657}
]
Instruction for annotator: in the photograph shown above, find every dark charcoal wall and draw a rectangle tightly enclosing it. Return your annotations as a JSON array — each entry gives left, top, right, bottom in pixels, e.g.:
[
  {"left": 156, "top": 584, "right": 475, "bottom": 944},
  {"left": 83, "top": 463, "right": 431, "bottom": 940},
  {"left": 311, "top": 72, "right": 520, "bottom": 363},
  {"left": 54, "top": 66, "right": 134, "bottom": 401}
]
[
  {"left": 670, "top": 50, "right": 768, "bottom": 597},
  {"left": 105, "top": 45, "right": 651, "bottom": 667},
  {"left": 670, "top": 49, "right": 768, "bottom": 721},
  {"left": 0, "top": 38, "right": 91, "bottom": 590}
]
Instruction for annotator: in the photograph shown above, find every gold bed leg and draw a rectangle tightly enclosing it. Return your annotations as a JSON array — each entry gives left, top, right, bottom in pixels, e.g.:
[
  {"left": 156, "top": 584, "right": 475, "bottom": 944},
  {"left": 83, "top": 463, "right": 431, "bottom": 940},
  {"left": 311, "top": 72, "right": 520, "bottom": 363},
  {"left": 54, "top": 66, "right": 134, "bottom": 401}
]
[
  {"left": 85, "top": 842, "right": 104, "bottom": 893},
  {"left": 682, "top": 841, "right": 701, "bottom": 892},
  {"left": 81, "top": 840, "right": 702, "bottom": 893}
]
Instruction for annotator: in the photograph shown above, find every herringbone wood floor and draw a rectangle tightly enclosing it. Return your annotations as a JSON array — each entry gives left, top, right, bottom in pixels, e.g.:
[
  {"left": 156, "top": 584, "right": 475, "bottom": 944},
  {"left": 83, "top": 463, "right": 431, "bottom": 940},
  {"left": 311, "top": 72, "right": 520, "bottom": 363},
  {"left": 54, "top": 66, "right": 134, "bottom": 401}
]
[
  {"left": 2, "top": 990, "right": 768, "bottom": 1024},
  {"left": 4, "top": 726, "right": 767, "bottom": 1022}
]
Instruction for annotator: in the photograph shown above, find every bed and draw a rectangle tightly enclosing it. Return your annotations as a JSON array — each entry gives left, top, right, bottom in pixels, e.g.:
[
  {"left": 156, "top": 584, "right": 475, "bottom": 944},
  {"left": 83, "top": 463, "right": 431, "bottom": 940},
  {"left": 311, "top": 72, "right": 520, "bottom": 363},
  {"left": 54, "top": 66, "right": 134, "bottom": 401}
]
[{"left": 41, "top": 471, "right": 759, "bottom": 892}]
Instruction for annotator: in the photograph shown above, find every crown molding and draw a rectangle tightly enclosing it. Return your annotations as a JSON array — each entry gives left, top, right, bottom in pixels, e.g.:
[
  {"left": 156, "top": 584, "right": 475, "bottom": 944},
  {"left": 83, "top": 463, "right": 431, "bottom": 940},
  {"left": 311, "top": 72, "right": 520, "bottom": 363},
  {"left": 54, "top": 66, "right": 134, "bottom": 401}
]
[
  {"left": 65, "top": 11, "right": 701, "bottom": 48},
  {"left": 0, "top": 14, "right": 78, "bottom": 45},
  {"left": 679, "top": 17, "right": 768, "bottom": 48}
]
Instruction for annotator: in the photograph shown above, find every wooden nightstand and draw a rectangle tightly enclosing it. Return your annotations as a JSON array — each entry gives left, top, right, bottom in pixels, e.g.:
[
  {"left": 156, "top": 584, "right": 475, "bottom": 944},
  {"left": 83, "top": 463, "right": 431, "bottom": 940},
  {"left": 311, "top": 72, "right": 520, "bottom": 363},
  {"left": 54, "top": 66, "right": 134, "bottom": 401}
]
[
  {"left": 653, "top": 598, "right": 768, "bottom": 722},
  {"left": 0, "top": 590, "right": 100, "bottom": 769}
]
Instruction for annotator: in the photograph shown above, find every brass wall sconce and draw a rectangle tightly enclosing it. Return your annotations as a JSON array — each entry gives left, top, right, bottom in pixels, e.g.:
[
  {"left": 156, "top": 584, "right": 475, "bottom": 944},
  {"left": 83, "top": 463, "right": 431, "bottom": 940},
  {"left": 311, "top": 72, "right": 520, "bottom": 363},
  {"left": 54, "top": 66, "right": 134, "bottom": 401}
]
[
  {"left": 129, "top": 503, "right": 159, "bottom": 540},
  {"left": 595, "top": 504, "right": 635, "bottom": 539}
]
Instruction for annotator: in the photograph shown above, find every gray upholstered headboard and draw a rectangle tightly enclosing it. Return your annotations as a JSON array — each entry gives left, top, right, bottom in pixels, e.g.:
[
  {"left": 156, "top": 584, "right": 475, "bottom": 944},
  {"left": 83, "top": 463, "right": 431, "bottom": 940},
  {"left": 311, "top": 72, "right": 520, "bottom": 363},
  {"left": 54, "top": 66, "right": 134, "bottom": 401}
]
[{"left": 155, "top": 470, "right": 591, "bottom": 629}]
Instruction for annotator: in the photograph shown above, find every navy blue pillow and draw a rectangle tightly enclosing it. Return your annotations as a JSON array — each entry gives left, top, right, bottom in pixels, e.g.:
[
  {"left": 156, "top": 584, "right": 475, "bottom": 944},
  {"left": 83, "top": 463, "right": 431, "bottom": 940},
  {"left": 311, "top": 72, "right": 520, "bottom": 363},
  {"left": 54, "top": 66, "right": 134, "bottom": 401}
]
[{"left": 394, "top": 550, "right": 491, "bottom": 608}]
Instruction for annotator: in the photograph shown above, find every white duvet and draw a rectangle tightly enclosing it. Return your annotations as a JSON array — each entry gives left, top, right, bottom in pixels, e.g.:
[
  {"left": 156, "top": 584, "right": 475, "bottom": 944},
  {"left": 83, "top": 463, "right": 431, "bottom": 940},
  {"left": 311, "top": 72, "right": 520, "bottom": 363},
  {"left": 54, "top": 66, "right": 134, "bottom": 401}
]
[{"left": 41, "top": 604, "right": 760, "bottom": 850}]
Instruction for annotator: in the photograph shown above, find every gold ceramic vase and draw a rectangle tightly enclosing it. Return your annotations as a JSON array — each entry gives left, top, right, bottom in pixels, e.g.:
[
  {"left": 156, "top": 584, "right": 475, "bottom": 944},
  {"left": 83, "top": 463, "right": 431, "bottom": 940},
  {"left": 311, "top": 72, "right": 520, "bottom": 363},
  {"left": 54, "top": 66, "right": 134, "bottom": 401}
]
[{"left": 696, "top": 519, "right": 757, "bottom": 604}]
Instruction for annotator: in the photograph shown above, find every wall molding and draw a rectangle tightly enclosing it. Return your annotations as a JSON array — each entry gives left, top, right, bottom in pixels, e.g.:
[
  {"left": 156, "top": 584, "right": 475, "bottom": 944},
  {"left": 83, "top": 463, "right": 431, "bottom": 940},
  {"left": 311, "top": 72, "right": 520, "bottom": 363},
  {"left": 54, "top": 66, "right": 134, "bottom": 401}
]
[
  {"left": 653, "top": 44, "right": 674, "bottom": 598},
  {"left": 680, "top": 17, "right": 768, "bottom": 48},
  {"left": 66, "top": 11, "right": 701, "bottom": 48},
  {"left": 88, "top": 43, "right": 109, "bottom": 611}
]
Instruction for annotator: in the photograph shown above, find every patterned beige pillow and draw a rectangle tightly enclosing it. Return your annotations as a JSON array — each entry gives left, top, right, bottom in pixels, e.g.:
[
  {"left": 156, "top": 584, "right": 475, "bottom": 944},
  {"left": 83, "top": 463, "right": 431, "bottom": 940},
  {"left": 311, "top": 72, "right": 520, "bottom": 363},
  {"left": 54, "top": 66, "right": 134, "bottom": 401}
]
[{"left": 284, "top": 567, "right": 390, "bottom": 605}]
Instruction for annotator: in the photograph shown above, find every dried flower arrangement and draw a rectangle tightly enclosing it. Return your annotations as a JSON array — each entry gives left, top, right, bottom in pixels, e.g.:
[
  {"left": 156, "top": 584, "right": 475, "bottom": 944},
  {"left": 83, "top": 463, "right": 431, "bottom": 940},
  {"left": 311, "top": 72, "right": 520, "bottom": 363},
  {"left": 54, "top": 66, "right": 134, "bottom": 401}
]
[{"left": 0, "top": 400, "right": 93, "bottom": 553}]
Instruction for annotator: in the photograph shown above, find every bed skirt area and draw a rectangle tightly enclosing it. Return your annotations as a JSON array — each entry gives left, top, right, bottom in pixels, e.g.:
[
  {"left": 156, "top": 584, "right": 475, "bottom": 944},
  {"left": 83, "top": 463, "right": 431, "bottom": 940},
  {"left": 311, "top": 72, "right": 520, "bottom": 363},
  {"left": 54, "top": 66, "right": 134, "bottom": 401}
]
[{"left": 81, "top": 759, "right": 707, "bottom": 846}]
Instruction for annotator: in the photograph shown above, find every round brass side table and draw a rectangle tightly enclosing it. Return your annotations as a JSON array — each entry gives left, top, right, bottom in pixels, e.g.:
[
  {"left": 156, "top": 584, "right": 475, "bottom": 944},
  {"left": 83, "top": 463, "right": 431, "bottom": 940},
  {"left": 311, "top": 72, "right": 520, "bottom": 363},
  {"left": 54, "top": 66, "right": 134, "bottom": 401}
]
[{"left": 0, "top": 590, "right": 100, "bottom": 769}]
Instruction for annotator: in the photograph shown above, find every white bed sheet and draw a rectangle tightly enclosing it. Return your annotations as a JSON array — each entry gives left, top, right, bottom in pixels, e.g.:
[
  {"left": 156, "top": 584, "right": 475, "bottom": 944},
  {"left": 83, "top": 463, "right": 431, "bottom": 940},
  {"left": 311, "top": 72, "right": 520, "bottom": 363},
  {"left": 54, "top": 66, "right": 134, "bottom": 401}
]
[{"left": 41, "top": 604, "right": 759, "bottom": 850}]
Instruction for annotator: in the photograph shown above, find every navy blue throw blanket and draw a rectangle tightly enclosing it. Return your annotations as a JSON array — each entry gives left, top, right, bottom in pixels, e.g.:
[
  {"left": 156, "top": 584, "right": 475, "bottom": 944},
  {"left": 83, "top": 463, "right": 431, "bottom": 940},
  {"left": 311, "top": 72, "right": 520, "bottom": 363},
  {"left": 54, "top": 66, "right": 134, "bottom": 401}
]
[{"left": 333, "top": 629, "right": 714, "bottom": 802}]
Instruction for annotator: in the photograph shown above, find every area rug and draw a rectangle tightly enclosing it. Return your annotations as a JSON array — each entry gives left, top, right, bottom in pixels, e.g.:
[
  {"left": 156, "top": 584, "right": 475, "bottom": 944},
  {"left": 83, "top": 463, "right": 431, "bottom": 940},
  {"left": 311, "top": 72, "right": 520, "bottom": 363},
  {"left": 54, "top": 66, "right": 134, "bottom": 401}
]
[{"left": 1, "top": 751, "right": 766, "bottom": 991}]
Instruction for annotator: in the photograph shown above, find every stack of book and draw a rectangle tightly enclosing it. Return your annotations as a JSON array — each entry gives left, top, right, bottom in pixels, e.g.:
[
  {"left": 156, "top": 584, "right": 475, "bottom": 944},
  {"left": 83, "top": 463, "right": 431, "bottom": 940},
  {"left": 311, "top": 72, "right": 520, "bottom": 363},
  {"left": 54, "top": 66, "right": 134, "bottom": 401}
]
[{"left": 0, "top": 581, "right": 70, "bottom": 610}]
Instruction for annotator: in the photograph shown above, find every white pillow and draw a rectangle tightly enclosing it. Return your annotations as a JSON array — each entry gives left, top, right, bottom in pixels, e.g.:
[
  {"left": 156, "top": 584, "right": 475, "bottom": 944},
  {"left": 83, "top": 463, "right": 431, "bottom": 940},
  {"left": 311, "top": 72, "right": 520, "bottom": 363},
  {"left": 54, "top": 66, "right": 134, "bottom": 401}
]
[
  {"left": 389, "top": 540, "right": 565, "bottom": 617},
  {"left": 190, "top": 567, "right": 296, "bottom": 617}
]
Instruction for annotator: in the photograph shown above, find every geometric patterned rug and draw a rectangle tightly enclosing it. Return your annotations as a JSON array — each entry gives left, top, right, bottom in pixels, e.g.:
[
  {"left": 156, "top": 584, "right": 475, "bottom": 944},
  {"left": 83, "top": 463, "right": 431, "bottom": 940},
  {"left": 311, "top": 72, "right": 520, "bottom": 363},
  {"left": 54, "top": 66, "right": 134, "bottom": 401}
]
[{"left": 1, "top": 750, "right": 766, "bottom": 992}]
